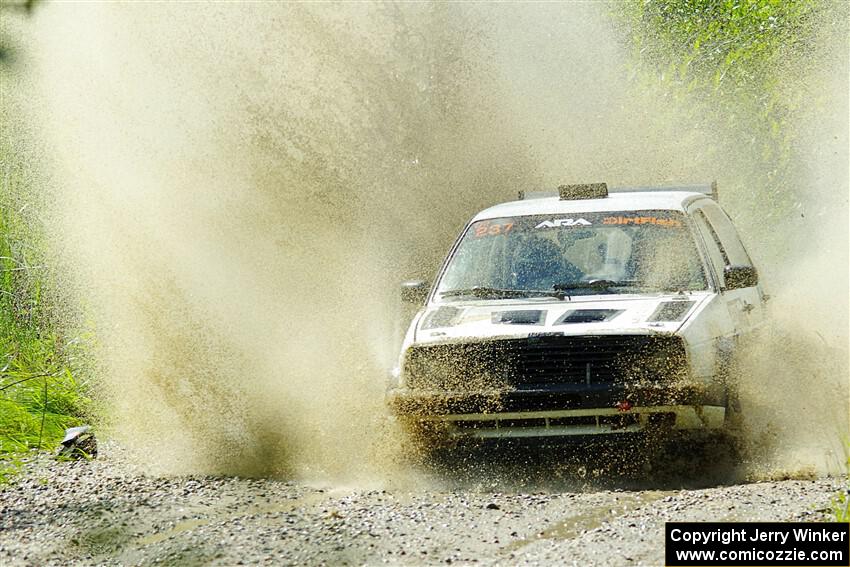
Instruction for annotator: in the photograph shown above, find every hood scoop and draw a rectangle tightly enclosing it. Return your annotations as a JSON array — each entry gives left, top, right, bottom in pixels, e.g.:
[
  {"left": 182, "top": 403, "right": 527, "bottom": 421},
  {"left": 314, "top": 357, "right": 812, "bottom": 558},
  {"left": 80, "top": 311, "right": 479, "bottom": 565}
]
[
  {"left": 491, "top": 310, "right": 546, "bottom": 325},
  {"left": 648, "top": 301, "right": 695, "bottom": 322},
  {"left": 556, "top": 309, "right": 623, "bottom": 324}
]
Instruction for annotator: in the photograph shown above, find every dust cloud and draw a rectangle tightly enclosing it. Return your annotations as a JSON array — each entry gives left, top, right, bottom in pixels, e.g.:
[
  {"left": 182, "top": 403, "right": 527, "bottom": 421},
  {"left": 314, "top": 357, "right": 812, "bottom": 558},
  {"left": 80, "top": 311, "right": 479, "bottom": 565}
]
[
  {"left": 14, "top": 3, "right": 848, "bottom": 478},
  {"left": 734, "top": 34, "right": 850, "bottom": 476},
  {"left": 20, "top": 3, "right": 535, "bottom": 479}
]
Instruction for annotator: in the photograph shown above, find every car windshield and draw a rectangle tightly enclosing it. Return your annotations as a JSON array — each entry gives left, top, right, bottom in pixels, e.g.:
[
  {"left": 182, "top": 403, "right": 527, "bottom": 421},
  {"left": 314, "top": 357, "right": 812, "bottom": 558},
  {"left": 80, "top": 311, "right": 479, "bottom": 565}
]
[{"left": 436, "top": 211, "right": 707, "bottom": 300}]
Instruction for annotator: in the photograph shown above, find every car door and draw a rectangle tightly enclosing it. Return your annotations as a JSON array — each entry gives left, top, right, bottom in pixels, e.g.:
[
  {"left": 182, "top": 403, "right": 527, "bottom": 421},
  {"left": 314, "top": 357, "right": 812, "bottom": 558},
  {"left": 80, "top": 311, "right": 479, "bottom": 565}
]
[{"left": 687, "top": 200, "right": 765, "bottom": 335}]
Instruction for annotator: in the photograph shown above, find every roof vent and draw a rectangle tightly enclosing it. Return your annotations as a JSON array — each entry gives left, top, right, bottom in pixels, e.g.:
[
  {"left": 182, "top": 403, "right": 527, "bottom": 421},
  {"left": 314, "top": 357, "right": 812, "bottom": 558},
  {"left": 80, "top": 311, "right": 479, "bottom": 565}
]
[{"left": 558, "top": 183, "right": 608, "bottom": 200}]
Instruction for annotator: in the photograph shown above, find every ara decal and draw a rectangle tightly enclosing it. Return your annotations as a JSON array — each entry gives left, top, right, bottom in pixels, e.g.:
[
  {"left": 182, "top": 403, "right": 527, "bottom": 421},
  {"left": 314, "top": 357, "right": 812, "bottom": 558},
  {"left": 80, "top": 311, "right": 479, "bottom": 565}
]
[{"left": 534, "top": 218, "right": 592, "bottom": 229}]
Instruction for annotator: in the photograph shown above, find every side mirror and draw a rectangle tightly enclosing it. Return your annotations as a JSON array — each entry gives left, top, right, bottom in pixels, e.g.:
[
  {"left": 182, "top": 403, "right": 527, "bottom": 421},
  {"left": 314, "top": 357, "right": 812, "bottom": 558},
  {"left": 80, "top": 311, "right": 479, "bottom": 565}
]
[
  {"left": 724, "top": 265, "right": 758, "bottom": 290},
  {"left": 401, "top": 280, "right": 429, "bottom": 304}
]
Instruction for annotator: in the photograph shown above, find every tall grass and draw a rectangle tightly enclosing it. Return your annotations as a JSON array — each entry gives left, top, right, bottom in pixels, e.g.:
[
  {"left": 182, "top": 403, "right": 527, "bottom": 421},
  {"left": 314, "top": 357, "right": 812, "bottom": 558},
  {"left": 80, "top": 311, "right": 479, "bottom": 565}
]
[
  {"left": 836, "top": 451, "right": 850, "bottom": 522},
  {"left": 0, "top": 125, "right": 91, "bottom": 472}
]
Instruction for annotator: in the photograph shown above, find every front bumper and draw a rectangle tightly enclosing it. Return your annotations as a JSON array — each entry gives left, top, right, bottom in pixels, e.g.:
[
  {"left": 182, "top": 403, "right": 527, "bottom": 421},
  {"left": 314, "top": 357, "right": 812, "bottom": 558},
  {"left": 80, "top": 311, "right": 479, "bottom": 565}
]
[
  {"left": 399, "top": 405, "right": 725, "bottom": 440},
  {"left": 388, "top": 383, "right": 726, "bottom": 440}
]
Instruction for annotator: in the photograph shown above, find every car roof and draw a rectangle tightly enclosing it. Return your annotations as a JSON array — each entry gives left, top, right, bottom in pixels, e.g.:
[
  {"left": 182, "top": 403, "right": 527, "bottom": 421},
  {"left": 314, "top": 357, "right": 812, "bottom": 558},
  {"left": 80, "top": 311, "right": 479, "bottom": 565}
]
[{"left": 471, "top": 190, "right": 711, "bottom": 222}]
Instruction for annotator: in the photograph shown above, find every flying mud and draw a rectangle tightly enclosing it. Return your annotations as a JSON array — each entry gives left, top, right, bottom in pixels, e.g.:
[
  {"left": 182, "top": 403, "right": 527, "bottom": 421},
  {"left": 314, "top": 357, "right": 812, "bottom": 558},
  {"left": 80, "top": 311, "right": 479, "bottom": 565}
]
[
  {"left": 0, "top": 2, "right": 847, "bottom": 565},
  {"left": 8, "top": 0, "right": 844, "bottom": 482}
]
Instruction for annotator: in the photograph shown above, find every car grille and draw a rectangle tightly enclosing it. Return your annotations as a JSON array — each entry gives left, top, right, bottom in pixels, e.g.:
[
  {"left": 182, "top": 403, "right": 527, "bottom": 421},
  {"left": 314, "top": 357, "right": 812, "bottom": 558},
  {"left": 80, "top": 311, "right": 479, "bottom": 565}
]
[{"left": 404, "top": 334, "right": 687, "bottom": 390}]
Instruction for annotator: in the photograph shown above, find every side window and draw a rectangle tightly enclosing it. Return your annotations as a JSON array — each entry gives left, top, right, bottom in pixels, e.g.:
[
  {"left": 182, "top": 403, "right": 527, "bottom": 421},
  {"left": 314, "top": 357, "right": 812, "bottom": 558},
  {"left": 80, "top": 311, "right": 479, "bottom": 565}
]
[
  {"left": 692, "top": 210, "right": 728, "bottom": 287},
  {"left": 700, "top": 202, "right": 754, "bottom": 267}
]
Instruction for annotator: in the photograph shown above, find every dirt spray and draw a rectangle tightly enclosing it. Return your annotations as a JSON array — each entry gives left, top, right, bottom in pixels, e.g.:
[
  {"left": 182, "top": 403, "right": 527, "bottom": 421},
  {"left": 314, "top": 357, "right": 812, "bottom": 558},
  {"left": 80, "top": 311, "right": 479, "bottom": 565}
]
[{"left": 12, "top": 3, "right": 848, "bottom": 478}]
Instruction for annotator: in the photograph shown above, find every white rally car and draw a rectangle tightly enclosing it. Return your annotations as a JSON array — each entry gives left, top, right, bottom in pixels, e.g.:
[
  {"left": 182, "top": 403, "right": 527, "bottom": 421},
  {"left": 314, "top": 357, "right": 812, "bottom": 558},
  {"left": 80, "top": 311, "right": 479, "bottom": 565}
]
[{"left": 388, "top": 183, "right": 766, "bottom": 445}]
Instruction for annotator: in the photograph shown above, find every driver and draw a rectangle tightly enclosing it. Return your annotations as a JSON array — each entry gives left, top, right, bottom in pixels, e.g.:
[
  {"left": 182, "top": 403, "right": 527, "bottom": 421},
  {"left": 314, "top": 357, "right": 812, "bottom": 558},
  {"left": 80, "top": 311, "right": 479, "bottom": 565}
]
[{"left": 511, "top": 236, "right": 582, "bottom": 290}]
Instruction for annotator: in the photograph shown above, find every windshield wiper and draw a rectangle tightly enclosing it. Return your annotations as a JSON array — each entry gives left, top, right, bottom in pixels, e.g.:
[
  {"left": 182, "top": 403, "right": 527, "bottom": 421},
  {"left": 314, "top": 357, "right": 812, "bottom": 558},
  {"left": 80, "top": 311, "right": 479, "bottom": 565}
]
[
  {"left": 553, "top": 280, "right": 694, "bottom": 296},
  {"left": 440, "top": 281, "right": 659, "bottom": 300},
  {"left": 553, "top": 280, "right": 643, "bottom": 292},
  {"left": 441, "top": 287, "right": 575, "bottom": 301},
  {"left": 440, "top": 286, "right": 535, "bottom": 299}
]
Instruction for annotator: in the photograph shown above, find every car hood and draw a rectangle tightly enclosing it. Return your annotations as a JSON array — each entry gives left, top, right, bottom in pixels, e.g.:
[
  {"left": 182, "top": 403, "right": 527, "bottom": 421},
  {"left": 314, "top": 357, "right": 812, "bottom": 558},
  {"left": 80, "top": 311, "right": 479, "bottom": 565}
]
[{"left": 414, "top": 292, "right": 712, "bottom": 345}]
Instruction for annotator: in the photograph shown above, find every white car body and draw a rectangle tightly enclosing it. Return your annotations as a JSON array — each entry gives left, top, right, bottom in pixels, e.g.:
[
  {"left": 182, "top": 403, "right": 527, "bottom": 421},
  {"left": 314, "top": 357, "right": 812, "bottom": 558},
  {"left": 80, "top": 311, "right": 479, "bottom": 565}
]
[{"left": 389, "top": 184, "right": 767, "bottom": 441}]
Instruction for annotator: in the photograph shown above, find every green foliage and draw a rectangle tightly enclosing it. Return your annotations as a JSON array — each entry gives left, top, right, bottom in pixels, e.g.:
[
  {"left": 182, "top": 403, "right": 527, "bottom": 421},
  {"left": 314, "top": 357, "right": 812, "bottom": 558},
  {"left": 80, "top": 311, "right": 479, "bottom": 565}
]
[
  {"left": 625, "top": 0, "right": 819, "bottom": 90},
  {"left": 836, "top": 496, "right": 850, "bottom": 522},
  {"left": 836, "top": 485, "right": 850, "bottom": 522},
  {"left": 0, "top": 206, "right": 90, "bottom": 459},
  {"left": 1, "top": 103, "right": 92, "bottom": 472},
  {"left": 0, "top": 455, "right": 22, "bottom": 484},
  {"left": 836, "top": 450, "right": 850, "bottom": 522},
  {"left": 614, "top": 0, "right": 840, "bottom": 238}
]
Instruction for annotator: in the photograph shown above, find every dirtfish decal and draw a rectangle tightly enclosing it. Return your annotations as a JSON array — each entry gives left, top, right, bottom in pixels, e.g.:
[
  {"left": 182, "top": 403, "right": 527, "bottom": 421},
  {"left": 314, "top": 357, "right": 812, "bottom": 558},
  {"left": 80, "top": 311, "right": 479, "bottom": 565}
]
[{"left": 535, "top": 218, "right": 592, "bottom": 229}]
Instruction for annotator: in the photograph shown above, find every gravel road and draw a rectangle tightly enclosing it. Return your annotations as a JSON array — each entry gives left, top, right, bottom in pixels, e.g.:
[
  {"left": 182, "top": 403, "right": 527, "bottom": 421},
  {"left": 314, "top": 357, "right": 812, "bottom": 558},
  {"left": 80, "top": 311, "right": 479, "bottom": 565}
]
[{"left": 0, "top": 443, "right": 841, "bottom": 566}]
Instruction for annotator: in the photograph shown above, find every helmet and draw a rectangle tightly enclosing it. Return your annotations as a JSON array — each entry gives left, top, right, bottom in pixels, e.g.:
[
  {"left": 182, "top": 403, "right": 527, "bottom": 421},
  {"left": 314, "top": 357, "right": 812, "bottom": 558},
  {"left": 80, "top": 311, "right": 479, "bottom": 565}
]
[{"left": 512, "top": 236, "right": 579, "bottom": 289}]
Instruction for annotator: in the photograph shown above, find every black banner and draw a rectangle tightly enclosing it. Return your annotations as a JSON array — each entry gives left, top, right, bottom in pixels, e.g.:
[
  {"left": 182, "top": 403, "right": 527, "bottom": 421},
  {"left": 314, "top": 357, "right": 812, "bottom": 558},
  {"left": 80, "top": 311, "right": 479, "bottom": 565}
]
[{"left": 666, "top": 522, "right": 850, "bottom": 566}]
